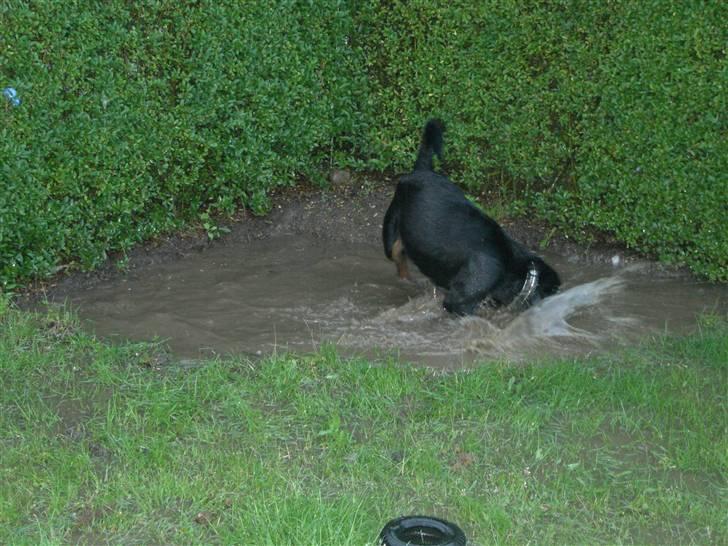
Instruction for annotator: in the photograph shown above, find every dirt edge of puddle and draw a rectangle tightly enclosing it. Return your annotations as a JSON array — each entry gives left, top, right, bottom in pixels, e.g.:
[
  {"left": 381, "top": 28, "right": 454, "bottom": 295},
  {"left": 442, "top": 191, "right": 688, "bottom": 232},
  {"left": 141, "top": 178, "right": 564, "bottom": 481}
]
[{"left": 19, "top": 172, "right": 697, "bottom": 307}]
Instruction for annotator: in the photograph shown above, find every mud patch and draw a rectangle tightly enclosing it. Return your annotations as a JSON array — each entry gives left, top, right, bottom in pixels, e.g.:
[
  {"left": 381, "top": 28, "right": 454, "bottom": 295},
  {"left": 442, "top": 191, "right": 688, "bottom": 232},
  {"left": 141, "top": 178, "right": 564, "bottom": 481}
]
[{"left": 29, "top": 177, "right": 726, "bottom": 368}]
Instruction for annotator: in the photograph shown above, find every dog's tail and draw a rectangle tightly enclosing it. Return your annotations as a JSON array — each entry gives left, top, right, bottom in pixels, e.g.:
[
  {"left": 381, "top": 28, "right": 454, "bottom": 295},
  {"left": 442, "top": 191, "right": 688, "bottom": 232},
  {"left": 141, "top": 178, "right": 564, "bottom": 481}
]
[{"left": 413, "top": 118, "right": 445, "bottom": 171}]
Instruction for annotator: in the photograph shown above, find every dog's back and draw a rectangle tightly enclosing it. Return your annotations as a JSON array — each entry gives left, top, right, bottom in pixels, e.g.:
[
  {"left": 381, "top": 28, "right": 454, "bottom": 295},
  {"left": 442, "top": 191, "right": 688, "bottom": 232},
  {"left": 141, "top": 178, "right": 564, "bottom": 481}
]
[
  {"left": 383, "top": 119, "right": 561, "bottom": 314},
  {"left": 397, "top": 120, "right": 507, "bottom": 283},
  {"left": 393, "top": 174, "right": 507, "bottom": 287}
]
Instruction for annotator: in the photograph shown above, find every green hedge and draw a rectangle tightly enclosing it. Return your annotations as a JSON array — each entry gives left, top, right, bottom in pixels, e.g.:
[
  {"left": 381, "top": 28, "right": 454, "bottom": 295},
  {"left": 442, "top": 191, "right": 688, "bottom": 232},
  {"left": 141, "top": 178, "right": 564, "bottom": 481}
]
[
  {"left": 2, "top": 1, "right": 726, "bottom": 286},
  {"left": 356, "top": 0, "right": 727, "bottom": 279},
  {"left": 1, "top": 0, "right": 369, "bottom": 287}
]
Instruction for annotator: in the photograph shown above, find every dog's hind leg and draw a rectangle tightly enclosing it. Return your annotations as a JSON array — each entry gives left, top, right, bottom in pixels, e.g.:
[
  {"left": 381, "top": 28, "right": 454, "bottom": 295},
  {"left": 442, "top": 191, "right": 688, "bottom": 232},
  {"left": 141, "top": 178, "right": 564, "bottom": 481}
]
[
  {"left": 443, "top": 253, "right": 503, "bottom": 315},
  {"left": 390, "top": 238, "right": 410, "bottom": 280},
  {"left": 382, "top": 194, "right": 411, "bottom": 280}
]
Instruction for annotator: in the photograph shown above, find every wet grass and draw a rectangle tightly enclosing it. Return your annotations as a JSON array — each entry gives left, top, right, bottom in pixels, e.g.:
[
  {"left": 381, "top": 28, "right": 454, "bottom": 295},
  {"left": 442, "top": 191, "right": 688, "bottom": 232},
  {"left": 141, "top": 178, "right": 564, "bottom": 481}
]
[{"left": 1, "top": 299, "right": 726, "bottom": 545}]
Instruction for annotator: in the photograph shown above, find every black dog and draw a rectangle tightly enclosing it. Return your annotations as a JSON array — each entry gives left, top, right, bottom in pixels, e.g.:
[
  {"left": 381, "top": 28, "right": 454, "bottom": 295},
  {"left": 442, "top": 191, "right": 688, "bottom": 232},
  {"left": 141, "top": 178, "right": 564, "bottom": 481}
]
[{"left": 383, "top": 119, "right": 561, "bottom": 315}]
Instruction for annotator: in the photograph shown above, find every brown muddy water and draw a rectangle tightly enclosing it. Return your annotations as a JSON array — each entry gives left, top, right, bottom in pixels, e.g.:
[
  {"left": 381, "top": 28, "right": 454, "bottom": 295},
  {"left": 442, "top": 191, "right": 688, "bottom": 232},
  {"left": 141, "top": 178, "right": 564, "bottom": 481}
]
[{"left": 48, "top": 234, "right": 726, "bottom": 368}]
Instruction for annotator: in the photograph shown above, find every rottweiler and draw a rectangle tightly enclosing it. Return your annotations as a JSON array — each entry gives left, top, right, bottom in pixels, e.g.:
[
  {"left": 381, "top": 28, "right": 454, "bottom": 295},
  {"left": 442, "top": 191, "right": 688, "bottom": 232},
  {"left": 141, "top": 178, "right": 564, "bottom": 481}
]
[{"left": 383, "top": 119, "right": 561, "bottom": 315}]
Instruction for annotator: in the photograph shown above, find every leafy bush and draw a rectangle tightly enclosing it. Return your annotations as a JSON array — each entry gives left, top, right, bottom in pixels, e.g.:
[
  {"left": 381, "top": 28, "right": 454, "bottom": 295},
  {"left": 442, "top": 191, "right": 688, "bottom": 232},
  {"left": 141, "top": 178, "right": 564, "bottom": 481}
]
[
  {"left": 356, "top": 0, "right": 727, "bottom": 279},
  {"left": 1, "top": 0, "right": 369, "bottom": 287},
  {"left": 2, "top": 1, "right": 725, "bottom": 286}
]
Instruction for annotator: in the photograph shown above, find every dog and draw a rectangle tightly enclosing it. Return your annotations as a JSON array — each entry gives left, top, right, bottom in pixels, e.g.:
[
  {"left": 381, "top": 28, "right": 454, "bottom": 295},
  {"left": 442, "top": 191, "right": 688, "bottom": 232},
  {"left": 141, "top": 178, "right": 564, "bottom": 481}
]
[{"left": 382, "top": 119, "right": 561, "bottom": 315}]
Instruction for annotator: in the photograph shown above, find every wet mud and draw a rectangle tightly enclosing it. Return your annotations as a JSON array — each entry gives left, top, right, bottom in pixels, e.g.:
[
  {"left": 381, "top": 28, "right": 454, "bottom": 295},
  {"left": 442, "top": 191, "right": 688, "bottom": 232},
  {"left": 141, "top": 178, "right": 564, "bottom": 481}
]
[{"left": 29, "top": 176, "right": 727, "bottom": 368}]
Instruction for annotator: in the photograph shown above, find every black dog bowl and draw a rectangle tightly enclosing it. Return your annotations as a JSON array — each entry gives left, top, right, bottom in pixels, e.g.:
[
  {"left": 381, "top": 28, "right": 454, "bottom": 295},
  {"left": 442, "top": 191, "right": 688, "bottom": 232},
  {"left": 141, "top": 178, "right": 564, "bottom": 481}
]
[{"left": 379, "top": 515, "right": 466, "bottom": 546}]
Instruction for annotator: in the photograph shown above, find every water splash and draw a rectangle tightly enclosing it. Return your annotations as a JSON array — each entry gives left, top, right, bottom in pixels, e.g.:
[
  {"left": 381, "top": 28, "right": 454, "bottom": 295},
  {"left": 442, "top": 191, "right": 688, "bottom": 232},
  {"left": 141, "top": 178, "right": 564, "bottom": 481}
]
[
  {"left": 468, "top": 276, "right": 628, "bottom": 359},
  {"left": 337, "top": 275, "right": 630, "bottom": 362}
]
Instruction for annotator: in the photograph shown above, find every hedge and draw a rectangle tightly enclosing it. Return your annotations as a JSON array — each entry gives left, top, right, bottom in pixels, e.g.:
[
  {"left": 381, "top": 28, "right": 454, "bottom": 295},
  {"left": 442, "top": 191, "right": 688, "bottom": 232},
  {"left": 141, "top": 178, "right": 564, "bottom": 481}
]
[
  {"left": 355, "top": 0, "right": 727, "bottom": 280},
  {"left": 2, "top": 1, "right": 726, "bottom": 287},
  {"left": 1, "top": 0, "right": 370, "bottom": 287}
]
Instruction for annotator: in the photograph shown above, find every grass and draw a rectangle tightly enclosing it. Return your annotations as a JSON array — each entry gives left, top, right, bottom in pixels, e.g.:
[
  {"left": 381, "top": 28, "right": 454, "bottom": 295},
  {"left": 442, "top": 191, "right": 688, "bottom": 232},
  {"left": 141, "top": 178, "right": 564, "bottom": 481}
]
[{"left": 0, "top": 299, "right": 726, "bottom": 545}]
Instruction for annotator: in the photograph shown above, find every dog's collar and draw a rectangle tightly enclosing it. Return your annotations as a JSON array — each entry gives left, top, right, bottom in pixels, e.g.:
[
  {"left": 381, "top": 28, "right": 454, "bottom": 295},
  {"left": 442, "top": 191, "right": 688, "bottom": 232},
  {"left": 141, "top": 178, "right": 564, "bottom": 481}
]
[{"left": 509, "top": 262, "right": 539, "bottom": 310}]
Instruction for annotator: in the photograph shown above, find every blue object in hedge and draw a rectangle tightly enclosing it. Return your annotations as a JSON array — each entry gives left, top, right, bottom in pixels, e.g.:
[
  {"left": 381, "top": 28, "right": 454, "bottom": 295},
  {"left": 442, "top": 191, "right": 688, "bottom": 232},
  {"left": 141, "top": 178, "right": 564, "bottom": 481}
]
[{"left": 3, "top": 87, "right": 21, "bottom": 107}]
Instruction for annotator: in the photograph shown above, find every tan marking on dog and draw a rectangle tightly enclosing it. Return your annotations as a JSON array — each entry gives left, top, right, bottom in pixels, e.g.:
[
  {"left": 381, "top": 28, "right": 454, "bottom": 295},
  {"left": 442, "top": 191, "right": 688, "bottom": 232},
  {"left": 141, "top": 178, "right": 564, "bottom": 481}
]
[{"left": 391, "top": 238, "right": 410, "bottom": 280}]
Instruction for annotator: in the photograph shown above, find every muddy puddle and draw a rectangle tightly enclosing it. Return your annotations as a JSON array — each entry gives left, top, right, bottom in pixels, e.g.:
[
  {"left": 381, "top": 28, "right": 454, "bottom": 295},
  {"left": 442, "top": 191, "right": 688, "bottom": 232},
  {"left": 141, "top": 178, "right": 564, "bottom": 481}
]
[{"left": 47, "top": 234, "right": 726, "bottom": 368}]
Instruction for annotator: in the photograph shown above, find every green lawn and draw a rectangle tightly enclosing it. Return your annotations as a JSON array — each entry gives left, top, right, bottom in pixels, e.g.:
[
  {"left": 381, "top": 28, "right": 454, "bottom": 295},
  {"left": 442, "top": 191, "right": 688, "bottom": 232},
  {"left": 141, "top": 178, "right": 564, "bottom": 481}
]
[{"left": 1, "top": 298, "right": 726, "bottom": 545}]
